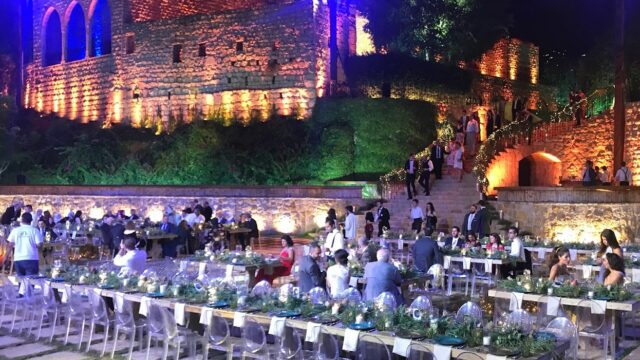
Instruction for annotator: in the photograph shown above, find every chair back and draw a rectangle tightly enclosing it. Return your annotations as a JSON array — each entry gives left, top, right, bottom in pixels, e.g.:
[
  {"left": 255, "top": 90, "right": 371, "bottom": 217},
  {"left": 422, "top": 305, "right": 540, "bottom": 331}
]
[
  {"left": 455, "top": 301, "right": 482, "bottom": 324},
  {"left": 535, "top": 296, "right": 565, "bottom": 329},
  {"left": 524, "top": 249, "right": 533, "bottom": 273},
  {"left": 308, "top": 287, "right": 328, "bottom": 305},
  {"left": 67, "top": 290, "right": 89, "bottom": 318},
  {"left": 114, "top": 298, "right": 135, "bottom": 328},
  {"left": 545, "top": 316, "right": 578, "bottom": 360},
  {"left": 88, "top": 290, "right": 109, "bottom": 322},
  {"left": 251, "top": 280, "right": 272, "bottom": 297},
  {"left": 315, "top": 326, "right": 339, "bottom": 360},
  {"left": 159, "top": 306, "right": 180, "bottom": 340},
  {"left": 407, "top": 342, "right": 435, "bottom": 360},
  {"left": 208, "top": 313, "right": 230, "bottom": 346},
  {"left": 356, "top": 333, "right": 391, "bottom": 360},
  {"left": 146, "top": 303, "right": 165, "bottom": 336},
  {"left": 575, "top": 299, "right": 607, "bottom": 334},
  {"left": 341, "top": 287, "right": 362, "bottom": 303},
  {"left": 506, "top": 309, "right": 534, "bottom": 333},
  {"left": 242, "top": 317, "right": 266, "bottom": 353},
  {"left": 427, "top": 264, "right": 444, "bottom": 288},
  {"left": 279, "top": 321, "right": 303, "bottom": 359}
]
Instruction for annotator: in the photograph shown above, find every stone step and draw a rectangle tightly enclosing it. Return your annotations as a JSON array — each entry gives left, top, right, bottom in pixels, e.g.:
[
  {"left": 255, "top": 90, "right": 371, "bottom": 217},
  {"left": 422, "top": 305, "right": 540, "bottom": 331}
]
[
  {"left": 0, "top": 343, "right": 56, "bottom": 359},
  {"left": 28, "top": 351, "right": 91, "bottom": 360}
]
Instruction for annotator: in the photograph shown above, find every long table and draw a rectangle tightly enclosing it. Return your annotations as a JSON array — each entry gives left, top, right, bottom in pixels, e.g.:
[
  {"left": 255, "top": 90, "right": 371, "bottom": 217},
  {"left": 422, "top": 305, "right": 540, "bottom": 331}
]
[{"left": 42, "top": 281, "right": 565, "bottom": 359}]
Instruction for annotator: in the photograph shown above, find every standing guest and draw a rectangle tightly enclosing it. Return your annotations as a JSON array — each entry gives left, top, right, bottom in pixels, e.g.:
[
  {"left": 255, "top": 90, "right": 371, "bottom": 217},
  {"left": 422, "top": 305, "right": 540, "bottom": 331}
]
[
  {"left": 41, "top": 210, "right": 54, "bottom": 228},
  {"left": 242, "top": 212, "right": 259, "bottom": 249},
  {"left": 160, "top": 215, "right": 180, "bottom": 258},
  {"left": 582, "top": 160, "right": 596, "bottom": 186},
  {"left": 357, "top": 236, "right": 378, "bottom": 266},
  {"left": 444, "top": 226, "right": 464, "bottom": 249},
  {"left": 100, "top": 216, "right": 115, "bottom": 254},
  {"left": 193, "top": 208, "right": 206, "bottom": 225},
  {"left": 446, "top": 138, "right": 457, "bottom": 175},
  {"left": 597, "top": 229, "right": 624, "bottom": 260},
  {"left": 344, "top": 206, "right": 357, "bottom": 241},
  {"left": 404, "top": 153, "right": 418, "bottom": 199},
  {"left": 326, "top": 249, "right": 350, "bottom": 298},
  {"left": 460, "top": 109, "right": 469, "bottom": 130},
  {"left": 7, "top": 213, "right": 43, "bottom": 276},
  {"left": 465, "top": 233, "right": 481, "bottom": 248},
  {"left": 453, "top": 142, "right": 465, "bottom": 182},
  {"left": 462, "top": 204, "right": 478, "bottom": 237},
  {"left": 409, "top": 199, "right": 424, "bottom": 234},
  {"left": 430, "top": 140, "right": 447, "bottom": 180},
  {"left": 37, "top": 219, "right": 57, "bottom": 242},
  {"left": 1, "top": 199, "right": 22, "bottom": 225},
  {"left": 364, "top": 212, "right": 374, "bottom": 240},
  {"left": 474, "top": 200, "right": 491, "bottom": 238},
  {"left": 129, "top": 209, "right": 140, "bottom": 221},
  {"left": 324, "top": 221, "right": 344, "bottom": 256},
  {"left": 325, "top": 208, "right": 338, "bottom": 227},
  {"left": 164, "top": 206, "right": 181, "bottom": 225},
  {"left": 110, "top": 219, "right": 125, "bottom": 257},
  {"left": 425, "top": 202, "right": 437, "bottom": 236},
  {"left": 256, "top": 235, "right": 295, "bottom": 283},
  {"left": 602, "top": 253, "right": 625, "bottom": 286},
  {"left": 486, "top": 109, "right": 495, "bottom": 138},
  {"left": 202, "top": 201, "right": 213, "bottom": 222},
  {"left": 211, "top": 210, "right": 224, "bottom": 229},
  {"left": 183, "top": 208, "right": 197, "bottom": 227},
  {"left": 298, "top": 242, "right": 324, "bottom": 293},
  {"left": 455, "top": 119, "right": 465, "bottom": 144},
  {"left": 548, "top": 246, "right": 571, "bottom": 282},
  {"left": 363, "top": 248, "right": 403, "bottom": 305},
  {"left": 615, "top": 161, "right": 632, "bottom": 186},
  {"left": 113, "top": 236, "right": 147, "bottom": 274},
  {"left": 375, "top": 201, "right": 390, "bottom": 237},
  {"left": 465, "top": 114, "right": 480, "bottom": 156},
  {"left": 32, "top": 208, "right": 43, "bottom": 227},
  {"left": 594, "top": 166, "right": 602, "bottom": 185},
  {"left": 600, "top": 166, "right": 611, "bottom": 185},
  {"left": 411, "top": 232, "right": 442, "bottom": 273},
  {"left": 418, "top": 156, "right": 434, "bottom": 195},
  {"left": 486, "top": 233, "right": 503, "bottom": 251},
  {"left": 23, "top": 205, "right": 33, "bottom": 218},
  {"left": 499, "top": 226, "right": 526, "bottom": 278}
]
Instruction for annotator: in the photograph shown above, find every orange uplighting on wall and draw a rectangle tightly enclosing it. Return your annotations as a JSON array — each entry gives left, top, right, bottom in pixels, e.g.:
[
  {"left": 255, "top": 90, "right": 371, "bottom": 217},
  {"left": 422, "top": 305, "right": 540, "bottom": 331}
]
[
  {"left": 355, "top": 12, "right": 375, "bottom": 56},
  {"left": 112, "top": 89, "right": 122, "bottom": 123},
  {"left": 70, "top": 85, "right": 79, "bottom": 120},
  {"left": 529, "top": 46, "right": 539, "bottom": 85},
  {"left": 508, "top": 41, "right": 518, "bottom": 81}
]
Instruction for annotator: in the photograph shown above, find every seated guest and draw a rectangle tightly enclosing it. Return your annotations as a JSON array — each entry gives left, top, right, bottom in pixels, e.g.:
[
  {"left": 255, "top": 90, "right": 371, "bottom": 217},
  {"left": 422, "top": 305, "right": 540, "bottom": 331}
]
[
  {"left": 160, "top": 215, "right": 180, "bottom": 258},
  {"left": 364, "top": 248, "right": 403, "bottom": 305},
  {"left": 211, "top": 210, "right": 224, "bottom": 229},
  {"left": 324, "top": 221, "right": 344, "bottom": 256},
  {"left": 176, "top": 220, "right": 193, "bottom": 255},
  {"left": 37, "top": 219, "right": 57, "bottom": 241},
  {"left": 444, "top": 226, "right": 464, "bottom": 249},
  {"left": 411, "top": 229, "right": 442, "bottom": 273},
  {"left": 465, "top": 233, "right": 481, "bottom": 248},
  {"left": 202, "top": 201, "right": 213, "bottom": 222},
  {"left": 193, "top": 208, "right": 206, "bottom": 225},
  {"left": 113, "top": 236, "right": 147, "bottom": 274},
  {"left": 298, "top": 242, "right": 324, "bottom": 293},
  {"left": 100, "top": 215, "right": 114, "bottom": 251},
  {"left": 164, "top": 206, "right": 180, "bottom": 225},
  {"left": 241, "top": 212, "right": 259, "bottom": 249},
  {"left": 597, "top": 229, "right": 624, "bottom": 261},
  {"left": 485, "top": 233, "right": 503, "bottom": 251},
  {"left": 72, "top": 210, "right": 83, "bottom": 224},
  {"left": 256, "top": 235, "right": 296, "bottom": 283},
  {"left": 548, "top": 246, "right": 571, "bottom": 282},
  {"left": 183, "top": 208, "right": 196, "bottom": 227},
  {"left": 110, "top": 219, "right": 125, "bottom": 256},
  {"left": 500, "top": 226, "right": 526, "bottom": 278},
  {"left": 326, "top": 249, "right": 350, "bottom": 298},
  {"left": 1, "top": 199, "right": 22, "bottom": 225},
  {"left": 41, "top": 210, "right": 54, "bottom": 228},
  {"left": 357, "top": 236, "right": 377, "bottom": 266},
  {"left": 603, "top": 253, "right": 625, "bottom": 286}
]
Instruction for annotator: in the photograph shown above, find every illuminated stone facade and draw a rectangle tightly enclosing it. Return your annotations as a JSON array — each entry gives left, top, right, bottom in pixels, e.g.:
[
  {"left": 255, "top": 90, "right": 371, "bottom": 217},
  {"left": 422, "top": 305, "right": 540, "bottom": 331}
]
[{"left": 24, "top": 0, "right": 356, "bottom": 125}]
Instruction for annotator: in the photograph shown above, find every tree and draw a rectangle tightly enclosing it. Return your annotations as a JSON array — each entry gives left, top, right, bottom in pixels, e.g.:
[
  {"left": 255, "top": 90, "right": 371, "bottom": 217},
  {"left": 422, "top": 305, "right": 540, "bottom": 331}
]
[{"left": 357, "top": 0, "right": 511, "bottom": 62}]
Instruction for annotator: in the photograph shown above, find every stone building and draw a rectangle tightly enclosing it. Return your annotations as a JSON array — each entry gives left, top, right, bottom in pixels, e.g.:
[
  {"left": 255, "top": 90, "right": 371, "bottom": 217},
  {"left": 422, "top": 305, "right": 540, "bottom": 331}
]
[{"left": 22, "top": 0, "right": 356, "bottom": 125}]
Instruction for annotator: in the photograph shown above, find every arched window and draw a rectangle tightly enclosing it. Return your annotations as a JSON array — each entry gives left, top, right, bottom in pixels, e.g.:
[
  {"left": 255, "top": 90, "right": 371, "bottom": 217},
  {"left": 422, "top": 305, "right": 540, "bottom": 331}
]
[
  {"left": 89, "top": 0, "right": 111, "bottom": 57},
  {"left": 42, "top": 8, "right": 62, "bottom": 66},
  {"left": 65, "top": 2, "right": 86, "bottom": 62}
]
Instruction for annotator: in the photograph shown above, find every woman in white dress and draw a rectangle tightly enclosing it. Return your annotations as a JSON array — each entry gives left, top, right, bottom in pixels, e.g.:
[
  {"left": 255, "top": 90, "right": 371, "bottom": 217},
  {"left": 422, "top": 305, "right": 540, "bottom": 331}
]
[
  {"left": 326, "top": 249, "right": 350, "bottom": 298},
  {"left": 465, "top": 115, "right": 480, "bottom": 156},
  {"left": 453, "top": 141, "right": 464, "bottom": 182}
]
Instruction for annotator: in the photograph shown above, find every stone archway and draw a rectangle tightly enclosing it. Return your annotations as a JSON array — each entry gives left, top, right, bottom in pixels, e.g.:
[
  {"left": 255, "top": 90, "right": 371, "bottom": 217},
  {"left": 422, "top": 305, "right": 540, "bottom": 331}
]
[{"left": 518, "top": 151, "right": 562, "bottom": 187}]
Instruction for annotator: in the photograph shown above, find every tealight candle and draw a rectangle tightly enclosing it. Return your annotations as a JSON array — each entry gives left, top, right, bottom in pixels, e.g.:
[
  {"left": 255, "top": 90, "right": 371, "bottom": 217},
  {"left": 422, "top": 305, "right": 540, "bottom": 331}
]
[
  {"left": 588, "top": 291, "right": 594, "bottom": 299},
  {"left": 547, "top": 287, "right": 553, "bottom": 296},
  {"left": 483, "top": 336, "right": 491, "bottom": 346},
  {"left": 355, "top": 314, "right": 364, "bottom": 324},
  {"left": 159, "top": 284, "right": 167, "bottom": 295}
]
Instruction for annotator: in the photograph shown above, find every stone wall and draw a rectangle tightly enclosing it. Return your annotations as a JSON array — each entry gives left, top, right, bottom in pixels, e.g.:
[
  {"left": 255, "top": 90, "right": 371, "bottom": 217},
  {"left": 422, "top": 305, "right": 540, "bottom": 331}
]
[
  {"left": 0, "top": 185, "right": 363, "bottom": 234},
  {"left": 25, "top": 0, "right": 356, "bottom": 124},
  {"left": 495, "top": 187, "right": 640, "bottom": 244},
  {"left": 474, "top": 38, "right": 539, "bottom": 85}
]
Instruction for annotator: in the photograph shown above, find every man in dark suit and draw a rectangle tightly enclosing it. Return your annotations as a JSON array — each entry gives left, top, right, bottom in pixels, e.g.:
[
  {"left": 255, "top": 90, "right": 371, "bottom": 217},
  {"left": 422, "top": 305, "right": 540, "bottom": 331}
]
[
  {"left": 474, "top": 200, "right": 491, "bottom": 238},
  {"left": 242, "top": 212, "right": 259, "bottom": 250},
  {"left": 298, "top": 242, "right": 324, "bottom": 293},
  {"left": 1, "top": 202, "right": 22, "bottom": 225},
  {"left": 430, "top": 140, "right": 448, "bottom": 180},
  {"left": 444, "top": 226, "right": 464, "bottom": 249},
  {"left": 202, "top": 201, "right": 213, "bottom": 222},
  {"left": 100, "top": 215, "right": 115, "bottom": 253},
  {"left": 462, "top": 204, "right": 479, "bottom": 237},
  {"left": 404, "top": 153, "right": 417, "bottom": 200},
  {"left": 418, "top": 157, "right": 434, "bottom": 195},
  {"left": 411, "top": 233, "right": 442, "bottom": 273},
  {"left": 110, "top": 220, "right": 125, "bottom": 256},
  {"left": 582, "top": 160, "right": 597, "bottom": 186},
  {"left": 375, "top": 200, "right": 390, "bottom": 237},
  {"left": 159, "top": 214, "right": 180, "bottom": 258}
]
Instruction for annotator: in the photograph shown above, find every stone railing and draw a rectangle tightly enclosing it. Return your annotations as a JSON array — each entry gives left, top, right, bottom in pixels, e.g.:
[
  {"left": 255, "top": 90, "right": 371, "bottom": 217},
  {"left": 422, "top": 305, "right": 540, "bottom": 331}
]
[{"left": 496, "top": 186, "right": 640, "bottom": 204}]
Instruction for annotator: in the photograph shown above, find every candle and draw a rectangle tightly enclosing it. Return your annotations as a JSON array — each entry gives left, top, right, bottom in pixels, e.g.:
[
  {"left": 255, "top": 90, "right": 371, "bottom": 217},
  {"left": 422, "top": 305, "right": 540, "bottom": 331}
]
[
  {"left": 588, "top": 291, "right": 594, "bottom": 299},
  {"left": 159, "top": 284, "right": 167, "bottom": 295},
  {"left": 483, "top": 336, "right": 491, "bottom": 346},
  {"left": 355, "top": 314, "right": 364, "bottom": 324},
  {"left": 547, "top": 287, "right": 553, "bottom": 296}
]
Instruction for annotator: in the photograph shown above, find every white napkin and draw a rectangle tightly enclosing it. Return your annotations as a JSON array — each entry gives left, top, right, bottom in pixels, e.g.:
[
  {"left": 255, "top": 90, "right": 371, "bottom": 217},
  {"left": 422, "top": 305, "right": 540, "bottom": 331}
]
[
  {"left": 569, "top": 249, "right": 578, "bottom": 261},
  {"left": 582, "top": 265, "right": 592, "bottom": 279},
  {"left": 398, "top": 239, "right": 404, "bottom": 250},
  {"left": 392, "top": 337, "right": 412, "bottom": 357},
  {"left": 591, "top": 300, "right": 607, "bottom": 314},
  {"left": 632, "top": 268, "right": 640, "bottom": 283},
  {"left": 305, "top": 322, "right": 322, "bottom": 343},
  {"left": 268, "top": 317, "right": 286, "bottom": 337},
  {"left": 61, "top": 284, "right": 72, "bottom": 303},
  {"left": 486, "top": 355, "right": 507, "bottom": 360},
  {"left": 342, "top": 328, "right": 360, "bottom": 352},
  {"left": 546, "top": 296, "right": 560, "bottom": 316},
  {"left": 433, "top": 344, "right": 452, "bottom": 360},
  {"left": 174, "top": 303, "right": 186, "bottom": 326},
  {"left": 443, "top": 256, "right": 451, "bottom": 269},
  {"left": 179, "top": 261, "right": 187, "bottom": 271},
  {"left": 484, "top": 259, "right": 492, "bottom": 273},
  {"left": 233, "top": 312, "right": 246, "bottom": 328},
  {"left": 92, "top": 288, "right": 102, "bottom": 297},
  {"left": 537, "top": 249, "right": 547, "bottom": 260},
  {"left": 139, "top": 297, "right": 151, "bottom": 316},
  {"left": 198, "top": 263, "right": 207, "bottom": 276},
  {"left": 71, "top": 231, "right": 77, "bottom": 239},
  {"left": 225, "top": 265, "right": 234, "bottom": 278},
  {"left": 199, "top": 307, "right": 214, "bottom": 325},
  {"left": 349, "top": 277, "right": 359, "bottom": 287},
  {"left": 509, "top": 292, "right": 524, "bottom": 311},
  {"left": 463, "top": 257, "right": 471, "bottom": 270},
  {"left": 114, "top": 293, "right": 125, "bottom": 313}
]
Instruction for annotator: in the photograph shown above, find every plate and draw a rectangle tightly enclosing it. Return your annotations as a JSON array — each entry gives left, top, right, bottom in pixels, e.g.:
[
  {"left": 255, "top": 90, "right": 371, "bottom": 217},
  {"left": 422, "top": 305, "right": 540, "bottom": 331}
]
[
  {"left": 207, "top": 301, "right": 230, "bottom": 309},
  {"left": 49, "top": 277, "right": 65, "bottom": 282},
  {"left": 348, "top": 321, "right": 376, "bottom": 331},
  {"left": 28, "top": 275, "right": 47, "bottom": 279},
  {"left": 273, "top": 310, "right": 301, "bottom": 318},
  {"left": 310, "top": 314, "right": 339, "bottom": 325},
  {"left": 433, "top": 335, "right": 466, "bottom": 346},
  {"left": 487, "top": 347, "right": 521, "bottom": 357},
  {"left": 395, "top": 329, "right": 425, "bottom": 340},
  {"left": 593, "top": 295, "right": 612, "bottom": 301},
  {"left": 98, "top": 285, "right": 115, "bottom": 290},
  {"left": 145, "top": 292, "right": 165, "bottom": 298},
  {"left": 535, "top": 331, "right": 557, "bottom": 341}
]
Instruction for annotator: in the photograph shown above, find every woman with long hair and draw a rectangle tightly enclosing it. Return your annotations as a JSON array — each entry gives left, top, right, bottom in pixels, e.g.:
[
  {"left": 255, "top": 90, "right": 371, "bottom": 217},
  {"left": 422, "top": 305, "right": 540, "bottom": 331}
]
[
  {"left": 364, "top": 212, "right": 374, "bottom": 240},
  {"left": 256, "top": 234, "right": 295, "bottom": 284},
  {"left": 465, "top": 233, "right": 480, "bottom": 248},
  {"left": 603, "top": 253, "right": 625, "bottom": 286},
  {"left": 453, "top": 141, "right": 464, "bottom": 182},
  {"left": 486, "top": 233, "right": 502, "bottom": 251},
  {"left": 325, "top": 208, "right": 337, "bottom": 228},
  {"left": 548, "top": 246, "right": 571, "bottom": 282},
  {"left": 598, "top": 229, "right": 623, "bottom": 260},
  {"left": 425, "top": 202, "right": 437, "bottom": 236}
]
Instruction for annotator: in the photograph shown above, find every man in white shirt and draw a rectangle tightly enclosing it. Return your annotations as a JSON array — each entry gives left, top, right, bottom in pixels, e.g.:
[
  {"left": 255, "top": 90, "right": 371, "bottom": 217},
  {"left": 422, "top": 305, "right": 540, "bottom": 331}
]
[
  {"left": 344, "top": 206, "right": 357, "bottom": 241},
  {"left": 324, "top": 221, "right": 345, "bottom": 256},
  {"left": 183, "top": 208, "right": 197, "bottom": 227},
  {"left": 7, "top": 213, "right": 43, "bottom": 276},
  {"left": 615, "top": 161, "right": 631, "bottom": 186},
  {"left": 508, "top": 226, "right": 525, "bottom": 261},
  {"left": 113, "top": 236, "right": 147, "bottom": 274},
  {"left": 410, "top": 199, "right": 424, "bottom": 233}
]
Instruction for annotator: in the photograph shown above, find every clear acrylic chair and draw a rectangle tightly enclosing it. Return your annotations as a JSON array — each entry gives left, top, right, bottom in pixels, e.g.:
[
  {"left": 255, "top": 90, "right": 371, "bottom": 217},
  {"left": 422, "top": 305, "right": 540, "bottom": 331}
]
[
  {"left": 407, "top": 342, "right": 435, "bottom": 360},
  {"left": 0, "top": 281, "right": 27, "bottom": 332},
  {"left": 544, "top": 317, "right": 578, "bottom": 360},
  {"left": 356, "top": 333, "right": 391, "bottom": 360},
  {"left": 535, "top": 295, "right": 565, "bottom": 330},
  {"left": 576, "top": 299, "right": 613, "bottom": 360},
  {"left": 278, "top": 320, "right": 304, "bottom": 360},
  {"left": 241, "top": 317, "right": 276, "bottom": 359},
  {"left": 506, "top": 309, "right": 534, "bottom": 333},
  {"left": 111, "top": 297, "right": 146, "bottom": 360},
  {"left": 493, "top": 293, "right": 520, "bottom": 323},
  {"left": 455, "top": 301, "right": 482, "bottom": 324},
  {"left": 446, "top": 260, "right": 469, "bottom": 295},
  {"left": 469, "top": 263, "right": 492, "bottom": 297},
  {"left": 426, "top": 264, "right": 445, "bottom": 293},
  {"left": 202, "top": 312, "right": 241, "bottom": 360},
  {"left": 313, "top": 326, "right": 340, "bottom": 360},
  {"left": 64, "top": 289, "right": 92, "bottom": 350},
  {"left": 145, "top": 303, "right": 199, "bottom": 360},
  {"left": 18, "top": 277, "right": 44, "bottom": 334},
  {"left": 25, "top": 279, "right": 67, "bottom": 341},
  {"left": 86, "top": 290, "right": 113, "bottom": 355}
]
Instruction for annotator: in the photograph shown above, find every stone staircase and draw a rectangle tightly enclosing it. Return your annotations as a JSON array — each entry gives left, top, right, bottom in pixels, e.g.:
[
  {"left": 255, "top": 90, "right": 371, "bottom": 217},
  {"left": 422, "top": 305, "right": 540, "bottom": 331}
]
[{"left": 383, "top": 163, "right": 482, "bottom": 233}]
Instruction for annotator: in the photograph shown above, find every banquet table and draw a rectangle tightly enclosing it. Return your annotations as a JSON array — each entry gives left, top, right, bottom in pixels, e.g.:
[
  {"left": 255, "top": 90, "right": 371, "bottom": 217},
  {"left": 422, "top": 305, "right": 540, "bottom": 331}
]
[
  {"left": 144, "top": 233, "right": 178, "bottom": 260},
  {"left": 179, "top": 258, "right": 283, "bottom": 288},
  {"left": 39, "top": 280, "right": 567, "bottom": 360},
  {"left": 226, "top": 228, "right": 252, "bottom": 250},
  {"left": 444, "top": 255, "right": 506, "bottom": 278}
]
